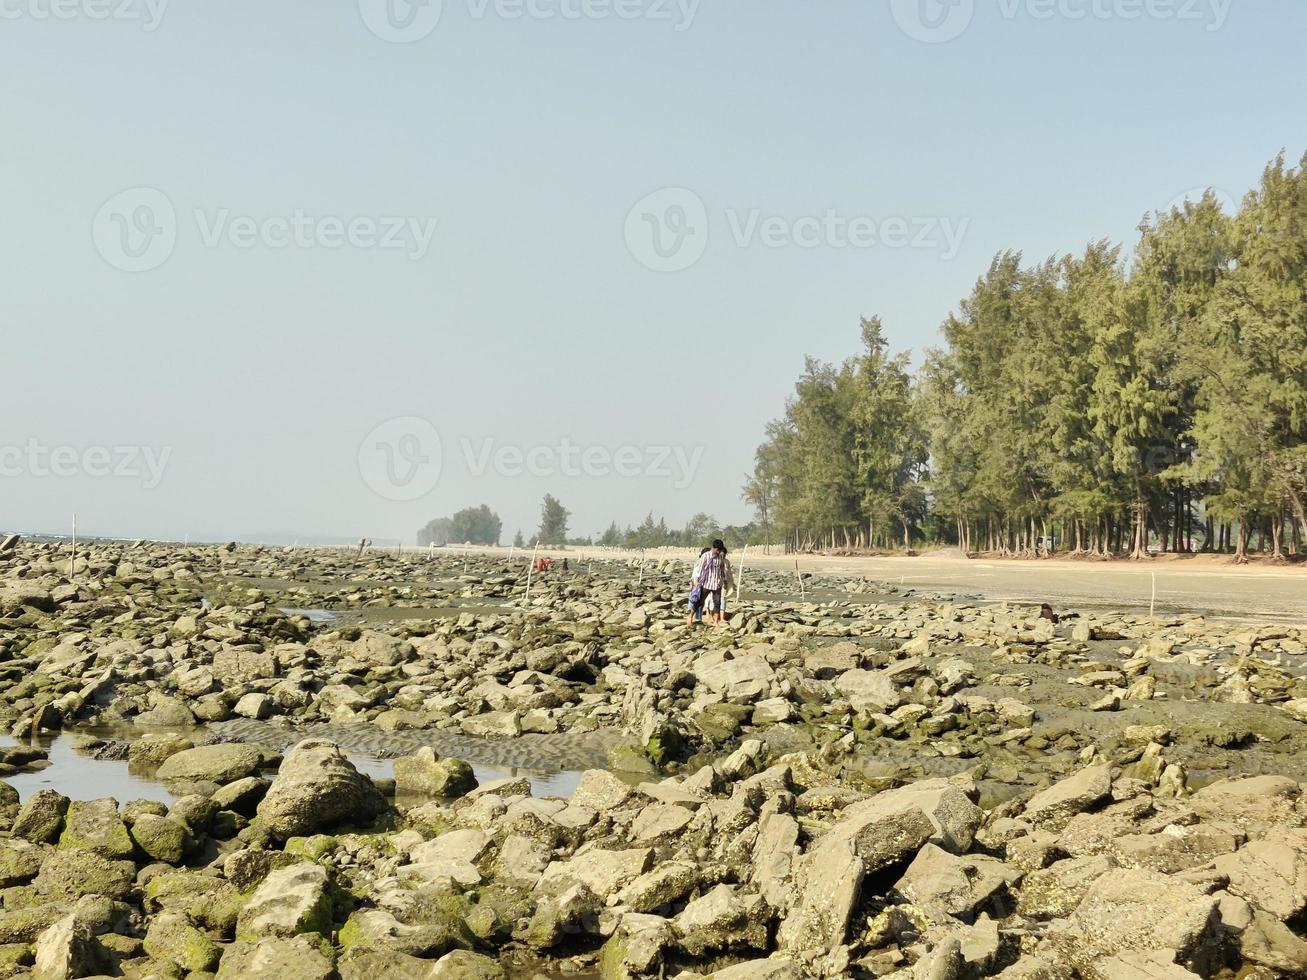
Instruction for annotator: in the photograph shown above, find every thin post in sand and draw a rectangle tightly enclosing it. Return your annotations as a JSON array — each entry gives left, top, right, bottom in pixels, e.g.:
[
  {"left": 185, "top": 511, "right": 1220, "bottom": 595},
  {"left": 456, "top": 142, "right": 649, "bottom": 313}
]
[
  {"left": 796, "top": 559, "right": 805, "bottom": 600},
  {"left": 1150, "top": 572, "right": 1157, "bottom": 617},
  {"left": 736, "top": 544, "right": 749, "bottom": 602},
  {"left": 70, "top": 513, "right": 77, "bottom": 579},
  {"left": 524, "top": 542, "right": 540, "bottom": 605}
]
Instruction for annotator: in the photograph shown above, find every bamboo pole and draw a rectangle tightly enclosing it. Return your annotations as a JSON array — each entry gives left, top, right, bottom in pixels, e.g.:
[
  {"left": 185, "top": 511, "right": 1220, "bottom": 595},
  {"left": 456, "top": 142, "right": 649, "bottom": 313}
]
[
  {"left": 736, "top": 544, "right": 748, "bottom": 602},
  {"left": 523, "top": 543, "right": 540, "bottom": 605}
]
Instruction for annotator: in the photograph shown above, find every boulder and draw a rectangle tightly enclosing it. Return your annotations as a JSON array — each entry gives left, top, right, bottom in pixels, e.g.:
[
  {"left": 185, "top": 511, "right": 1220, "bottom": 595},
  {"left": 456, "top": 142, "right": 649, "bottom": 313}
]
[
  {"left": 216, "top": 935, "right": 336, "bottom": 980},
  {"left": 143, "top": 911, "right": 222, "bottom": 973},
  {"left": 32, "top": 913, "right": 103, "bottom": 980},
  {"left": 256, "top": 739, "right": 387, "bottom": 840},
  {"left": 833, "top": 669, "right": 902, "bottom": 713},
  {"left": 237, "top": 863, "right": 333, "bottom": 940},
  {"left": 693, "top": 653, "right": 775, "bottom": 702},
  {"left": 393, "top": 748, "right": 478, "bottom": 798},
  {"left": 128, "top": 814, "right": 188, "bottom": 864},
  {"left": 1022, "top": 765, "right": 1111, "bottom": 831},
  {"left": 12, "top": 790, "right": 69, "bottom": 844},
  {"left": 1211, "top": 828, "right": 1307, "bottom": 921},
  {"left": 57, "top": 799, "right": 133, "bottom": 859},
  {"left": 893, "top": 843, "right": 1021, "bottom": 918},
  {"left": 1054, "top": 868, "right": 1223, "bottom": 975},
  {"left": 156, "top": 743, "right": 265, "bottom": 785},
  {"left": 127, "top": 733, "right": 194, "bottom": 772},
  {"left": 571, "top": 770, "right": 633, "bottom": 811}
]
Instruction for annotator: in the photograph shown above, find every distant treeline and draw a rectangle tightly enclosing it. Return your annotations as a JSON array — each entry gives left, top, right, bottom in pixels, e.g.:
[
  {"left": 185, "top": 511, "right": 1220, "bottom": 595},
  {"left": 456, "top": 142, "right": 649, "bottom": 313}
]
[{"left": 745, "top": 152, "right": 1307, "bottom": 560}]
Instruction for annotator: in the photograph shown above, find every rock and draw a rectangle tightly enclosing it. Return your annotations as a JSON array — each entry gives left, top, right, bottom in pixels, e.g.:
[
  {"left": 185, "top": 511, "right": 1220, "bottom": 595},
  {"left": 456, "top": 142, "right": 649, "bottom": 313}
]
[
  {"left": 869, "top": 781, "right": 983, "bottom": 854},
  {"left": 256, "top": 739, "right": 387, "bottom": 840},
  {"left": 129, "top": 813, "right": 189, "bottom": 863},
  {"left": 57, "top": 798, "right": 133, "bottom": 859},
  {"left": 571, "top": 770, "right": 633, "bottom": 811},
  {"left": 127, "top": 732, "right": 194, "bottom": 771},
  {"left": 1240, "top": 907, "right": 1307, "bottom": 974},
  {"left": 0, "top": 839, "right": 44, "bottom": 887},
  {"left": 693, "top": 652, "right": 775, "bottom": 702},
  {"left": 1055, "top": 868, "right": 1223, "bottom": 975},
  {"left": 834, "top": 669, "right": 902, "bottom": 713},
  {"left": 1085, "top": 950, "right": 1199, "bottom": 979},
  {"left": 235, "top": 692, "right": 274, "bottom": 719},
  {"left": 632, "top": 803, "right": 694, "bottom": 843},
  {"left": 1022, "top": 765, "right": 1111, "bottom": 831},
  {"left": 143, "top": 911, "right": 222, "bottom": 973},
  {"left": 1211, "top": 827, "right": 1307, "bottom": 921},
  {"left": 394, "top": 748, "right": 478, "bottom": 798},
  {"left": 600, "top": 912, "right": 674, "bottom": 979},
  {"left": 430, "top": 950, "right": 508, "bottom": 979},
  {"left": 338, "top": 947, "right": 442, "bottom": 980},
  {"left": 157, "top": 743, "right": 265, "bottom": 785},
  {"left": 237, "top": 862, "right": 333, "bottom": 940},
  {"left": 1187, "top": 774, "right": 1300, "bottom": 838},
  {"left": 753, "top": 697, "right": 797, "bottom": 725},
  {"left": 32, "top": 913, "right": 102, "bottom": 980},
  {"left": 618, "top": 861, "right": 700, "bottom": 913},
  {"left": 339, "top": 906, "right": 473, "bottom": 958},
  {"left": 675, "top": 884, "right": 768, "bottom": 956},
  {"left": 35, "top": 849, "right": 135, "bottom": 900},
  {"left": 133, "top": 694, "right": 196, "bottom": 727},
  {"left": 1018, "top": 855, "right": 1115, "bottom": 919},
  {"left": 212, "top": 775, "right": 271, "bottom": 815},
  {"left": 12, "top": 790, "right": 69, "bottom": 844},
  {"left": 461, "top": 711, "right": 522, "bottom": 738},
  {"left": 777, "top": 835, "right": 863, "bottom": 954},
  {"left": 893, "top": 843, "right": 1021, "bottom": 918},
  {"left": 707, "top": 959, "right": 801, "bottom": 979},
  {"left": 216, "top": 935, "right": 337, "bottom": 979},
  {"left": 537, "top": 848, "right": 653, "bottom": 900}
]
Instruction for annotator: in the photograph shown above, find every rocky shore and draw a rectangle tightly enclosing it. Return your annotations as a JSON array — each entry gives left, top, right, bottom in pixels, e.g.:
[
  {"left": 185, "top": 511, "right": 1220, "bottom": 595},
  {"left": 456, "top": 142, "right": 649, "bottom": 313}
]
[{"left": 2, "top": 539, "right": 1307, "bottom": 978}]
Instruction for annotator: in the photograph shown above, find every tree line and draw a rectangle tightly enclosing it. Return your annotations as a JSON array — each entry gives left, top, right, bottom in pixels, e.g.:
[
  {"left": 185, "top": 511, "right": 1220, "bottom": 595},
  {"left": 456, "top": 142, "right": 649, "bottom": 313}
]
[{"left": 745, "top": 152, "right": 1307, "bottom": 561}]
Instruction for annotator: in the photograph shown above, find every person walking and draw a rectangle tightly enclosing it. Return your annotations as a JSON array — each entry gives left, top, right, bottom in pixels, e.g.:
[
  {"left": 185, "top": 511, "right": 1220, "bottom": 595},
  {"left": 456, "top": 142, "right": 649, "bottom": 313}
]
[
  {"left": 701, "top": 539, "right": 735, "bottom": 627},
  {"left": 686, "top": 546, "right": 710, "bottom": 626}
]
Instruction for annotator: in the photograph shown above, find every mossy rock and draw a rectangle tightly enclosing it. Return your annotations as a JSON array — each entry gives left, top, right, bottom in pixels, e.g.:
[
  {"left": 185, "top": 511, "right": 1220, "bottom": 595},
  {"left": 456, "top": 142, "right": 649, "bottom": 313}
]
[
  {"left": 58, "top": 799, "right": 134, "bottom": 859},
  {"left": 129, "top": 814, "right": 189, "bottom": 864},
  {"left": 144, "top": 871, "right": 246, "bottom": 935},
  {"left": 143, "top": 911, "right": 222, "bottom": 973}
]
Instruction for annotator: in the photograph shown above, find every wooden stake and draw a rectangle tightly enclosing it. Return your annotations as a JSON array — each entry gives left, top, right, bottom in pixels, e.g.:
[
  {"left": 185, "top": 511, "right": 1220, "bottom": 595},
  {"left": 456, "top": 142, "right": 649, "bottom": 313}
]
[
  {"left": 70, "top": 513, "right": 77, "bottom": 578},
  {"left": 736, "top": 544, "right": 748, "bottom": 602},
  {"left": 796, "top": 559, "right": 805, "bottom": 600},
  {"left": 524, "top": 543, "right": 540, "bottom": 605}
]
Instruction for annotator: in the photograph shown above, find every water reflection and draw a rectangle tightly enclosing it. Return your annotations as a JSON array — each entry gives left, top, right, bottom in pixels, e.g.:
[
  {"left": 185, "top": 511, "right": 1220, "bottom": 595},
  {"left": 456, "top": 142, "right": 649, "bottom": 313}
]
[{"left": 1, "top": 731, "right": 584, "bottom": 803}]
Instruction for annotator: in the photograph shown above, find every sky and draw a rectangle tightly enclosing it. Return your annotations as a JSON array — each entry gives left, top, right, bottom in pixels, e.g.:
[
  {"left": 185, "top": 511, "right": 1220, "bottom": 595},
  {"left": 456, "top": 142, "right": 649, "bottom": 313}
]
[{"left": 2, "top": 0, "right": 1305, "bottom": 544}]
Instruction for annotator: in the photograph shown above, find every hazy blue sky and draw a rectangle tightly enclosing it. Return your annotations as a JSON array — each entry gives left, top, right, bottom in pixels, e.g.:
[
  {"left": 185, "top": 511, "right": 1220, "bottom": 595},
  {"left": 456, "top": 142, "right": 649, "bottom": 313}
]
[{"left": 3, "top": 0, "right": 1304, "bottom": 544}]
